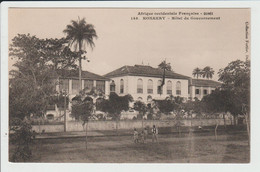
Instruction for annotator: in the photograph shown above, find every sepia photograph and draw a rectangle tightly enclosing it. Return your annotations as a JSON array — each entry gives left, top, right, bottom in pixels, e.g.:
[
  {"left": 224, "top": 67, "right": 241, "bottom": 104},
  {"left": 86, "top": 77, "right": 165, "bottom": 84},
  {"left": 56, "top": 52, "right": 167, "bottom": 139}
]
[{"left": 2, "top": 2, "right": 255, "bottom": 167}]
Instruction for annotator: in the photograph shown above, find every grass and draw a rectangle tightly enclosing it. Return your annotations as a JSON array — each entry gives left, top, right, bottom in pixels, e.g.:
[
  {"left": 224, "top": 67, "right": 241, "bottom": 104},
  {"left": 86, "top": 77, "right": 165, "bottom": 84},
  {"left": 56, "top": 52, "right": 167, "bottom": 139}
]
[{"left": 9, "top": 129, "right": 250, "bottom": 163}]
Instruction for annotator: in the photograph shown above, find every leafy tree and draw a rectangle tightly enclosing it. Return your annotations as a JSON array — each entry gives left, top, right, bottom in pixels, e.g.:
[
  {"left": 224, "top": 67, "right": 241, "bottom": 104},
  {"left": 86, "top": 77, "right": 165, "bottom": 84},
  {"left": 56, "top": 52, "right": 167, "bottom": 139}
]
[
  {"left": 182, "top": 98, "right": 208, "bottom": 134},
  {"left": 192, "top": 67, "right": 202, "bottom": 79},
  {"left": 218, "top": 59, "right": 250, "bottom": 145},
  {"left": 9, "top": 34, "right": 79, "bottom": 159},
  {"left": 155, "top": 96, "right": 183, "bottom": 115},
  {"left": 99, "top": 93, "right": 133, "bottom": 133},
  {"left": 10, "top": 34, "right": 78, "bottom": 71},
  {"left": 156, "top": 99, "right": 174, "bottom": 115},
  {"left": 201, "top": 59, "right": 250, "bottom": 144},
  {"left": 49, "top": 92, "right": 69, "bottom": 109},
  {"left": 9, "top": 34, "right": 56, "bottom": 120},
  {"left": 202, "top": 89, "right": 232, "bottom": 113},
  {"left": 70, "top": 87, "right": 105, "bottom": 150},
  {"left": 63, "top": 17, "right": 98, "bottom": 91},
  {"left": 71, "top": 95, "right": 94, "bottom": 150},
  {"left": 174, "top": 96, "right": 184, "bottom": 105},
  {"left": 133, "top": 101, "right": 147, "bottom": 129},
  {"left": 201, "top": 66, "right": 215, "bottom": 79},
  {"left": 164, "top": 96, "right": 184, "bottom": 135},
  {"left": 202, "top": 89, "right": 235, "bottom": 128},
  {"left": 44, "top": 38, "right": 79, "bottom": 70},
  {"left": 99, "top": 93, "right": 133, "bottom": 119},
  {"left": 9, "top": 118, "right": 33, "bottom": 162},
  {"left": 218, "top": 59, "right": 250, "bottom": 118},
  {"left": 147, "top": 102, "right": 155, "bottom": 120},
  {"left": 9, "top": 34, "right": 78, "bottom": 120}
]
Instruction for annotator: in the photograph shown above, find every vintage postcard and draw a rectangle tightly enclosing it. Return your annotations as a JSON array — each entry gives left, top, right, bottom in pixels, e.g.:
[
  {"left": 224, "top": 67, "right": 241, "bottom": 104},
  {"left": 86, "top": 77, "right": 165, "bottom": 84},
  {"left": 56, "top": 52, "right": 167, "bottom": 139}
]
[{"left": 1, "top": 1, "right": 260, "bottom": 172}]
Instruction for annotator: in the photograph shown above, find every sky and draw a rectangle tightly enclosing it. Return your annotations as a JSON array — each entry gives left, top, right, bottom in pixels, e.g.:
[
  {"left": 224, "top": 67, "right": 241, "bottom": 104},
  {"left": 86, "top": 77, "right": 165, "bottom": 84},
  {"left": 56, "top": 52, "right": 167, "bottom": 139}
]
[{"left": 8, "top": 8, "right": 250, "bottom": 81}]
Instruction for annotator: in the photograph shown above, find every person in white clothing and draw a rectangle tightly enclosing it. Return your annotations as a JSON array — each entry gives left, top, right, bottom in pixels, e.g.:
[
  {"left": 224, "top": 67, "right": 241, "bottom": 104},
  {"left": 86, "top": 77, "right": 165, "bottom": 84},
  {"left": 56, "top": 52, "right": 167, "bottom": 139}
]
[{"left": 151, "top": 125, "right": 158, "bottom": 142}]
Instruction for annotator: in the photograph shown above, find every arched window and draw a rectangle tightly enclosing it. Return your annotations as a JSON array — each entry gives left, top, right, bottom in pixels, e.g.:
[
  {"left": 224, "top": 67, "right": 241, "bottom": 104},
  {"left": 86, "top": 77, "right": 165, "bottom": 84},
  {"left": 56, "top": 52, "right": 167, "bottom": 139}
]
[
  {"left": 147, "top": 79, "right": 153, "bottom": 94},
  {"left": 120, "top": 79, "right": 124, "bottom": 94},
  {"left": 110, "top": 80, "right": 115, "bottom": 92},
  {"left": 46, "top": 114, "right": 54, "bottom": 120},
  {"left": 176, "top": 81, "right": 181, "bottom": 95},
  {"left": 157, "top": 80, "right": 163, "bottom": 94},
  {"left": 167, "top": 81, "right": 172, "bottom": 95},
  {"left": 147, "top": 95, "right": 153, "bottom": 102},
  {"left": 138, "top": 97, "right": 143, "bottom": 101},
  {"left": 137, "top": 79, "right": 143, "bottom": 93}
]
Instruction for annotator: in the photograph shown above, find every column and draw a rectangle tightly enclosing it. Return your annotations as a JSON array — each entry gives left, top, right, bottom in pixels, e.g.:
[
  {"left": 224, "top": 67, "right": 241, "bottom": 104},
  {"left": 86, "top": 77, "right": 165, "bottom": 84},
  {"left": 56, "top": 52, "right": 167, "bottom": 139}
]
[
  {"left": 208, "top": 87, "right": 211, "bottom": 95},
  {"left": 105, "top": 81, "right": 110, "bottom": 96},
  {"left": 93, "top": 80, "right": 97, "bottom": 87},
  {"left": 69, "top": 79, "right": 72, "bottom": 95},
  {"left": 56, "top": 78, "right": 60, "bottom": 92},
  {"left": 82, "top": 80, "right": 84, "bottom": 90},
  {"left": 163, "top": 79, "right": 167, "bottom": 97},
  {"left": 143, "top": 77, "right": 147, "bottom": 95},
  {"left": 200, "top": 87, "right": 203, "bottom": 100}
]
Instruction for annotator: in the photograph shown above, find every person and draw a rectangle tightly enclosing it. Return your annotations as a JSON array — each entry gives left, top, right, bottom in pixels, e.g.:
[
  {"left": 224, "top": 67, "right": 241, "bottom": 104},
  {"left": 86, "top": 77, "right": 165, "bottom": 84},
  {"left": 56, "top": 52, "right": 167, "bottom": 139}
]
[
  {"left": 143, "top": 127, "right": 148, "bottom": 143},
  {"left": 140, "top": 130, "right": 145, "bottom": 143},
  {"left": 133, "top": 128, "right": 139, "bottom": 143},
  {"left": 151, "top": 125, "right": 158, "bottom": 143}
]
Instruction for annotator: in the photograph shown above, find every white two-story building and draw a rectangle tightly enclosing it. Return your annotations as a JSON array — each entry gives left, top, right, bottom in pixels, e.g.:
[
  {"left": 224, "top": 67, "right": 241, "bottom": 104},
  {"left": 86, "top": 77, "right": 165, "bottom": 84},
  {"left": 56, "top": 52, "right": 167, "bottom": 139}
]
[
  {"left": 46, "top": 69, "right": 110, "bottom": 120},
  {"left": 104, "top": 65, "right": 190, "bottom": 103},
  {"left": 46, "top": 67, "right": 221, "bottom": 120},
  {"left": 189, "top": 78, "right": 222, "bottom": 100},
  {"left": 55, "top": 69, "right": 110, "bottom": 98}
]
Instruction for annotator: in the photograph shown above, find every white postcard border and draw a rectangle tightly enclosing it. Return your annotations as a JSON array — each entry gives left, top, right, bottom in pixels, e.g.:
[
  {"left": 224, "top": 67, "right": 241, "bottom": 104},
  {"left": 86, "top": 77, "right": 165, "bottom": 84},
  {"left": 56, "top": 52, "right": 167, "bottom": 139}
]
[{"left": 1, "top": 1, "right": 260, "bottom": 172}]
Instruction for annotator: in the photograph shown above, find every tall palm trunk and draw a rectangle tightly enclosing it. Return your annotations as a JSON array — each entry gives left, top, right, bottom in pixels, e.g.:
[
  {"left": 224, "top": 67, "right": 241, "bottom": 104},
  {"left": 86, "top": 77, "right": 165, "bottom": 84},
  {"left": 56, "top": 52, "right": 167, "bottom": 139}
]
[
  {"left": 188, "top": 112, "right": 193, "bottom": 163},
  {"left": 142, "top": 113, "right": 144, "bottom": 130},
  {"left": 116, "top": 117, "right": 119, "bottom": 136},
  {"left": 78, "top": 41, "right": 82, "bottom": 92},
  {"left": 223, "top": 113, "right": 226, "bottom": 129},
  {"left": 215, "top": 123, "right": 219, "bottom": 141},
  {"left": 85, "top": 121, "right": 88, "bottom": 150},
  {"left": 189, "top": 112, "right": 192, "bottom": 135},
  {"left": 244, "top": 113, "right": 250, "bottom": 146}
]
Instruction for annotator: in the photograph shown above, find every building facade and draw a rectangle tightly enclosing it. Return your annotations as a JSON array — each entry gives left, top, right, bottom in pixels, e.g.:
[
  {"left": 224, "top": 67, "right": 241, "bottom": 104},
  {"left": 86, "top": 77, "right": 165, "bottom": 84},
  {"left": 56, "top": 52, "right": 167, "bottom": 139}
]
[
  {"left": 45, "top": 67, "right": 222, "bottom": 120},
  {"left": 55, "top": 69, "right": 110, "bottom": 98},
  {"left": 189, "top": 79, "right": 222, "bottom": 100},
  {"left": 104, "top": 65, "right": 190, "bottom": 103},
  {"left": 46, "top": 69, "right": 110, "bottom": 120}
]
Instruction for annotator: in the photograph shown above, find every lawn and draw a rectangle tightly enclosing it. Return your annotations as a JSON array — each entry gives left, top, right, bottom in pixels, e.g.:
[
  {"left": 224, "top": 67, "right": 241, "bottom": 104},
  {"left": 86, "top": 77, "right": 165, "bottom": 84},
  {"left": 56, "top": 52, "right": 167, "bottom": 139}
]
[{"left": 10, "top": 130, "right": 250, "bottom": 163}]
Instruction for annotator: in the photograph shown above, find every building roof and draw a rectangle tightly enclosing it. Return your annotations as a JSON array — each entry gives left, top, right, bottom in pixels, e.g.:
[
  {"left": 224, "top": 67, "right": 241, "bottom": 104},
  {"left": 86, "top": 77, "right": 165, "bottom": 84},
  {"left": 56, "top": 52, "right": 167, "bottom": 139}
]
[
  {"left": 52, "top": 69, "right": 110, "bottom": 81},
  {"left": 104, "top": 65, "right": 190, "bottom": 80},
  {"left": 190, "top": 79, "right": 222, "bottom": 88}
]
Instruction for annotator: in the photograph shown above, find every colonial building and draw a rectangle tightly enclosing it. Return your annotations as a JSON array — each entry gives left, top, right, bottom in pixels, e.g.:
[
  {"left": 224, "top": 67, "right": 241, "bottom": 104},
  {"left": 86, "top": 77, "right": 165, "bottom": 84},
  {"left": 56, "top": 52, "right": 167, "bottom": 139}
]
[
  {"left": 104, "top": 65, "right": 191, "bottom": 103},
  {"left": 55, "top": 69, "right": 110, "bottom": 98},
  {"left": 46, "top": 69, "right": 110, "bottom": 120},
  {"left": 189, "top": 78, "right": 222, "bottom": 100},
  {"left": 45, "top": 67, "right": 222, "bottom": 120}
]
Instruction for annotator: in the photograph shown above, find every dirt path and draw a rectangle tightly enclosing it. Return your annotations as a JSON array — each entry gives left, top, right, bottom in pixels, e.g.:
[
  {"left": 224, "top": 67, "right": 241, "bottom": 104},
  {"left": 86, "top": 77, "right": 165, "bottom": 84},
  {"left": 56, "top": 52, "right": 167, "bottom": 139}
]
[{"left": 21, "top": 132, "right": 249, "bottom": 163}]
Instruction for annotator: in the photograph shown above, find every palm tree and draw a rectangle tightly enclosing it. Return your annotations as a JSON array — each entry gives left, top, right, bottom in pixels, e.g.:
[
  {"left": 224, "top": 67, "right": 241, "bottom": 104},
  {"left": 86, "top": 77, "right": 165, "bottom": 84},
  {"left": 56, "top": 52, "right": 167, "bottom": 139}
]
[
  {"left": 158, "top": 60, "right": 172, "bottom": 71},
  {"left": 63, "top": 17, "right": 97, "bottom": 91},
  {"left": 192, "top": 67, "right": 201, "bottom": 79},
  {"left": 158, "top": 60, "right": 172, "bottom": 94},
  {"left": 202, "top": 66, "right": 215, "bottom": 79}
]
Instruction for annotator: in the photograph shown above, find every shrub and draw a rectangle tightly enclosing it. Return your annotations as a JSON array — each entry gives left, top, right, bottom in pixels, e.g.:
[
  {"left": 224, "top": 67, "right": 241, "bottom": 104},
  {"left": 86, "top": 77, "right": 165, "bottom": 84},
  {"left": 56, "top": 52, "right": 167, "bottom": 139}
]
[
  {"left": 9, "top": 118, "right": 33, "bottom": 162},
  {"left": 147, "top": 113, "right": 153, "bottom": 120}
]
